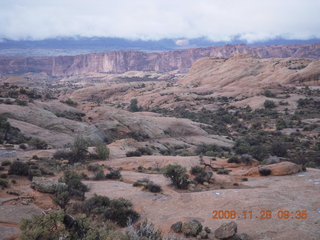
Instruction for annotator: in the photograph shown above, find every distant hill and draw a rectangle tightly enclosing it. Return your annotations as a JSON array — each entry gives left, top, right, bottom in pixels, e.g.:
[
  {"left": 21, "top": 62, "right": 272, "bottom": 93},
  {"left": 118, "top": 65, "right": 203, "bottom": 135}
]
[{"left": 1, "top": 37, "right": 320, "bottom": 57}]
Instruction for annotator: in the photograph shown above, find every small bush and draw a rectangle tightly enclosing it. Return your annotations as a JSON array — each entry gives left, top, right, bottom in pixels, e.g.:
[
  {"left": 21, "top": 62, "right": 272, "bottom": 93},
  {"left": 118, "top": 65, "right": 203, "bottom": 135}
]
[
  {"left": 28, "top": 138, "right": 48, "bottom": 149},
  {"left": 190, "top": 166, "right": 209, "bottom": 184},
  {"left": 0, "top": 173, "right": 8, "bottom": 179},
  {"left": 264, "top": 100, "right": 276, "bottom": 109},
  {"left": 259, "top": 168, "right": 272, "bottom": 176},
  {"left": 87, "top": 164, "right": 102, "bottom": 172},
  {"left": 0, "top": 179, "right": 9, "bottom": 188},
  {"left": 227, "top": 156, "right": 241, "bottom": 163},
  {"left": 126, "top": 150, "right": 142, "bottom": 157},
  {"left": 62, "top": 98, "right": 78, "bottom": 106},
  {"left": 94, "top": 142, "right": 110, "bottom": 160},
  {"left": 53, "top": 150, "right": 73, "bottom": 160},
  {"left": 62, "top": 170, "right": 89, "bottom": 200},
  {"left": 75, "top": 195, "right": 140, "bottom": 227},
  {"left": 94, "top": 168, "right": 105, "bottom": 180},
  {"left": 105, "top": 168, "right": 121, "bottom": 180},
  {"left": 163, "top": 164, "right": 189, "bottom": 189},
  {"left": 19, "top": 143, "right": 27, "bottom": 149},
  {"left": 145, "top": 182, "right": 162, "bottom": 193},
  {"left": 8, "top": 161, "right": 29, "bottom": 176},
  {"left": 1, "top": 160, "right": 11, "bottom": 166},
  {"left": 70, "top": 136, "right": 89, "bottom": 163},
  {"left": 52, "top": 185, "right": 70, "bottom": 209}
]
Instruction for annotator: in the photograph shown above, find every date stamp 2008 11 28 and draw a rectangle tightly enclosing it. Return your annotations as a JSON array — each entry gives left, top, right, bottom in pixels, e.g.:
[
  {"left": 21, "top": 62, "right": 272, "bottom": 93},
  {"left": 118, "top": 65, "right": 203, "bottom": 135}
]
[{"left": 212, "top": 210, "right": 308, "bottom": 220}]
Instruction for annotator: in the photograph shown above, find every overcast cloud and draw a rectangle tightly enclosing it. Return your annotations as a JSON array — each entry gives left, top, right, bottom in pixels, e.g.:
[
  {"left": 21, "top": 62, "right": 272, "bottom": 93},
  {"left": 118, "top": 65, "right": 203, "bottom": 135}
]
[{"left": 0, "top": 0, "right": 319, "bottom": 42}]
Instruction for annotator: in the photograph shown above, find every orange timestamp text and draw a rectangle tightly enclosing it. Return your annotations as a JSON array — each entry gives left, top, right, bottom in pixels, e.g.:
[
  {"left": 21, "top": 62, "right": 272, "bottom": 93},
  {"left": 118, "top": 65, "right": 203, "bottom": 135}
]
[{"left": 212, "top": 210, "right": 308, "bottom": 220}]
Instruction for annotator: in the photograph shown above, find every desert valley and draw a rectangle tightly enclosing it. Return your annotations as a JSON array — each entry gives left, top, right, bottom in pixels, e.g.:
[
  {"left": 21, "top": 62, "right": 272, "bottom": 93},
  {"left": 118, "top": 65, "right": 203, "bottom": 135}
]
[{"left": 0, "top": 41, "right": 319, "bottom": 240}]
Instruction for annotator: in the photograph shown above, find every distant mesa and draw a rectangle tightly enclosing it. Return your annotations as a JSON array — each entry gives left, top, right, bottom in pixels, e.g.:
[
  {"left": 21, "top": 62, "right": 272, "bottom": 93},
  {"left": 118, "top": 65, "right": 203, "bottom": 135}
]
[{"left": 0, "top": 42, "right": 320, "bottom": 76}]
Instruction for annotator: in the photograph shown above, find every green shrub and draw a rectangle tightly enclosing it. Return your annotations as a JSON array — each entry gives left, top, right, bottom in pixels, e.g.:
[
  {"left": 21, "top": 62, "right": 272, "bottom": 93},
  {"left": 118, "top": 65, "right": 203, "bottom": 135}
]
[
  {"left": 8, "top": 161, "right": 29, "bottom": 176},
  {"left": 94, "top": 168, "right": 105, "bottom": 180},
  {"left": 190, "top": 166, "right": 209, "bottom": 184},
  {"left": 105, "top": 168, "right": 121, "bottom": 180},
  {"left": 70, "top": 136, "right": 89, "bottom": 163},
  {"left": 262, "top": 90, "right": 276, "bottom": 98},
  {"left": 29, "top": 138, "right": 48, "bottom": 149},
  {"left": 126, "top": 150, "right": 142, "bottom": 157},
  {"left": 62, "top": 98, "right": 78, "bottom": 106},
  {"left": 0, "top": 179, "right": 9, "bottom": 188},
  {"left": 87, "top": 164, "right": 102, "bottom": 172},
  {"left": 259, "top": 168, "right": 272, "bottom": 176},
  {"left": 271, "top": 143, "right": 287, "bottom": 157},
  {"left": 145, "top": 182, "right": 162, "bottom": 193},
  {"left": 53, "top": 150, "right": 73, "bottom": 160},
  {"left": 1, "top": 160, "right": 11, "bottom": 166},
  {"left": 264, "top": 100, "right": 276, "bottom": 109},
  {"left": 62, "top": 170, "right": 89, "bottom": 200},
  {"left": 75, "top": 195, "right": 140, "bottom": 227},
  {"left": 52, "top": 185, "right": 70, "bottom": 209},
  {"left": 128, "top": 98, "right": 140, "bottom": 112},
  {"left": 163, "top": 164, "right": 189, "bottom": 189},
  {"left": 94, "top": 142, "right": 110, "bottom": 160},
  {"left": 227, "top": 156, "right": 241, "bottom": 164}
]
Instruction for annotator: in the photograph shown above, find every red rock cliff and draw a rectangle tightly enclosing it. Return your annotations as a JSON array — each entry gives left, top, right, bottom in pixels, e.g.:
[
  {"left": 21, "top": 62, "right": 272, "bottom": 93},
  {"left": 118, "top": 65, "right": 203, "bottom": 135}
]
[{"left": 0, "top": 43, "right": 320, "bottom": 76}]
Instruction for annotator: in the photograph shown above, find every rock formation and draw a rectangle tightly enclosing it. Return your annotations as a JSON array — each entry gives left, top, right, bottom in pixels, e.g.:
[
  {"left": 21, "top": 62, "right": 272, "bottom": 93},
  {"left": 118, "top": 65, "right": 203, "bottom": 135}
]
[{"left": 1, "top": 43, "right": 320, "bottom": 76}]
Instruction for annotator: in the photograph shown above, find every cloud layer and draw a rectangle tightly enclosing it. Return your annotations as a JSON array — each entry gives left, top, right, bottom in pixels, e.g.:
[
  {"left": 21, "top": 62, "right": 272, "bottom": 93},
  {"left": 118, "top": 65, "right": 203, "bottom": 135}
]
[{"left": 1, "top": 0, "right": 319, "bottom": 43}]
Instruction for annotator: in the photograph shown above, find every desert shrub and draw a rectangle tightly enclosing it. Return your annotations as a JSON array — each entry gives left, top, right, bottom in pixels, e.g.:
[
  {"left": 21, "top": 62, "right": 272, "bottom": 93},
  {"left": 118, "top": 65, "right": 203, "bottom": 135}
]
[
  {"left": 126, "top": 147, "right": 152, "bottom": 157},
  {"left": 61, "top": 98, "right": 78, "bottom": 106},
  {"left": 262, "top": 90, "right": 276, "bottom": 98},
  {"left": 217, "top": 169, "right": 231, "bottom": 175},
  {"left": 15, "top": 99, "right": 28, "bottom": 106},
  {"left": 190, "top": 166, "right": 210, "bottom": 184},
  {"left": 20, "top": 211, "right": 114, "bottom": 240},
  {"left": 19, "top": 143, "right": 27, "bottom": 149},
  {"left": 271, "top": 142, "right": 287, "bottom": 157},
  {"left": 28, "top": 169, "right": 42, "bottom": 180},
  {"left": 87, "top": 164, "right": 102, "bottom": 172},
  {"left": 126, "top": 150, "right": 142, "bottom": 157},
  {"left": 137, "top": 147, "right": 152, "bottom": 155},
  {"left": 105, "top": 168, "right": 121, "bottom": 180},
  {"left": 276, "top": 119, "right": 287, "bottom": 130},
  {"left": 0, "top": 179, "right": 9, "bottom": 188},
  {"left": 163, "top": 164, "right": 189, "bottom": 189},
  {"left": 227, "top": 156, "right": 241, "bottom": 164},
  {"left": 250, "top": 145, "right": 269, "bottom": 161},
  {"left": 70, "top": 136, "right": 89, "bottom": 163},
  {"left": 94, "top": 142, "right": 110, "bottom": 160},
  {"left": 56, "top": 111, "right": 85, "bottom": 121},
  {"left": 128, "top": 98, "right": 140, "bottom": 112},
  {"left": 94, "top": 168, "right": 105, "bottom": 180},
  {"left": 28, "top": 138, "right": 48, "bottom": 149},
  {"left": 8, "top": 161, "right": 29, "bottom": 176},
  {"left": 52, "top": 184, "right": 70, "bottom": 209},
  {"left": 195, "top": 144, "right": 226, "bottom": 156},
  {"left": 0, "top": 173, "right": 8, "bottom": 178},
  {"left": 53, "top": 150, "right": 73, "bottom": 160},
  {"left": 127, "top": 220, "right": 162, "bottom": 240},
  {"left": 259, "top": 168, "right": 272, "bottom": 176},
  {"left": 1, "top": 160, "right": 11, "bottom": 166},
  {"left": 62, "top": 170, "right": 89, "bottom": 200},
  {"left": 145, "top": 182, "right": 162, "bottom": 193},
  {"left": 75, "top": 195, "right": 140, "bottom": 227},
  {"left": 105, "top": 198, "right": 140, "bottom": 227},
  {"left": 264, "top": 100, "right": 276, "bottom": 109}
]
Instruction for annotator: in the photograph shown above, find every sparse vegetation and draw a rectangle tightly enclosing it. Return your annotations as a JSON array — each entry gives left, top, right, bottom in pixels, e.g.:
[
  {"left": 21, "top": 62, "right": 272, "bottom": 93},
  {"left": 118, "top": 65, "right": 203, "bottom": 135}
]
[{"left": 94, "top": 142, "right": 110, "bottom": 160}]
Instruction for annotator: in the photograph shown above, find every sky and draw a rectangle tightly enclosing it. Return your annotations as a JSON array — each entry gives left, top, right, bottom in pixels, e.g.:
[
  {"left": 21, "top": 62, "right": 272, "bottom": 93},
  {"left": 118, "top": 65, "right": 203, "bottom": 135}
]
[{"left": 0, "top": 0, "right": 319, "bottom": 43}]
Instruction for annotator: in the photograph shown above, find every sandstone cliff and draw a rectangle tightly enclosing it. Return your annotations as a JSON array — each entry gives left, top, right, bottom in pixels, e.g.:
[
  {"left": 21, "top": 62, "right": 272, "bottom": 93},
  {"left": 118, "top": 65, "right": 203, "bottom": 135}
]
[{"left": 0, "top": 43, "right": 320, "bottom": 76}]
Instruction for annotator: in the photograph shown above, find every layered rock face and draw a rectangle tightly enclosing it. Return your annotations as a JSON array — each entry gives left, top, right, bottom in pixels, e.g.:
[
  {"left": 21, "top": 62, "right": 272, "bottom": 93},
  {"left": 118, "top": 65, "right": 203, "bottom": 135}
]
[{"left": 1, "top": 43, "right": 320, "bottom": 76}]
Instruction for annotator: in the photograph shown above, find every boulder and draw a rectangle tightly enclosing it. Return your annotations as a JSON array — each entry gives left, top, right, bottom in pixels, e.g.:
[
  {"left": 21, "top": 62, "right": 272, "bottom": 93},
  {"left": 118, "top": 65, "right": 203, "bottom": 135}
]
[
  {"left": 31, "top": 177, "right": 65, "bottom": 193},
  {"left": 182, "top": 219, "right": 203, "bottom": 237},
  {"left": 171, "top": 221, "right": 182, "bottom": 233},
  {"left": 214, "top": 221, "right": 237, "bottom": 239},
  {"left": 243, "top": 161, "right": 302, "bottom": 177}
]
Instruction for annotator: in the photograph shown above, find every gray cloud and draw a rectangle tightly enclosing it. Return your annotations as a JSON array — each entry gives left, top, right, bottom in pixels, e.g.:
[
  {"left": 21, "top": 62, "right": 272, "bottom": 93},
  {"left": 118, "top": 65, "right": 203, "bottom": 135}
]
[{"left": 0, "top": 0, "right": 319, "bottom": 42}]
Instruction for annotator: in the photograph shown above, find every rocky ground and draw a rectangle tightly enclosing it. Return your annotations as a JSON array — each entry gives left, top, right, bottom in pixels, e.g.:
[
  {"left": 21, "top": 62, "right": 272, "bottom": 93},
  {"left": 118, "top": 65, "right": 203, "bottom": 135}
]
[{"left": 0, "top": 54, "right": 320, "bottom": 239}]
